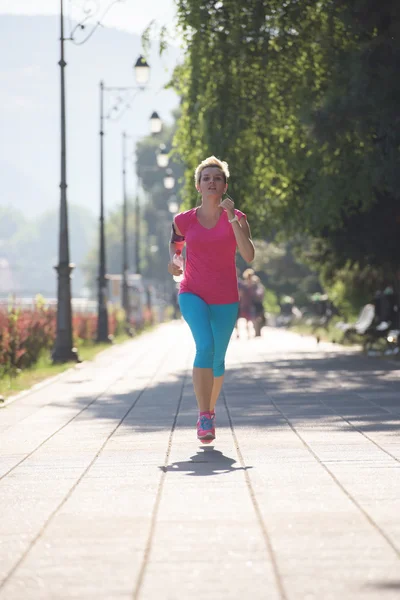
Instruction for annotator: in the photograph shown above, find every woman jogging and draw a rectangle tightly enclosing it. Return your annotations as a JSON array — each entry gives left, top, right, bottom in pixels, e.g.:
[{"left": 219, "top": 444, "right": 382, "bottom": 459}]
[{"left": 167, "top": 156, "right": 255, "bottom": 442}]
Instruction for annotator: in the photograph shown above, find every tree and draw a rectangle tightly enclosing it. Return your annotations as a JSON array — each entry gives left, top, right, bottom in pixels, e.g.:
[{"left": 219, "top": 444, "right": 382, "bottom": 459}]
[{"left": 170, "top": 0, "right": 400, "bottom": 298}]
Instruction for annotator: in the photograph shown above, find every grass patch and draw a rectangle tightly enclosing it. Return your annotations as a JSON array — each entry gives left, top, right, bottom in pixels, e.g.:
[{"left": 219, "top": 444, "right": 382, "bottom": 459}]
[
  {"left": 289, "top": 318, "right": 353, "bottom": 345},
  {"left": 289, "top": 318, "right": 395, "bottom": 357},
  {"left": 0, "top": 332, "right": 133, "bottom": 401}
]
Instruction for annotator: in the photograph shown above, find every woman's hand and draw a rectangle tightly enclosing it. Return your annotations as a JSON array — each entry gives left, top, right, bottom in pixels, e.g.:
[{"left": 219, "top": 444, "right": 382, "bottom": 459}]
[
  {"left": 168, "top": 261, "right": 183, "bottom": 278},
  {"left": 219, "top": 196, "right": 235, "bottom": 221}
]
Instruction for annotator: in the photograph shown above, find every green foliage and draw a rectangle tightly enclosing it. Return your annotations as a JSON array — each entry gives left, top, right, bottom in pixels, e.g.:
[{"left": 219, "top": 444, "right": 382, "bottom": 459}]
[
  {"left": 172, "top": 0, "right": 335, "bottom": 233},
  {"left": 263, "top": 288, "right": 280, "bottom": 315},
  {"left": 320, "top": 262, "right": 388, "bottom": 320},
  {"left": 252, "top": 239, "right": 321, "bottom": 308},
  {"left": 170, "top": 0, "right": 400, "bottom": 303}
]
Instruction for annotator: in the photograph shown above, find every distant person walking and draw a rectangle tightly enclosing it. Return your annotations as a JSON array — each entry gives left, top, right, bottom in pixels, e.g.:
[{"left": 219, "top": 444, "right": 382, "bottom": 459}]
[
  {"left": 168, "top": 156, "right": 255, "bottom": 442},
  {"left": 237, "top": 268, "right": 257, "bottom": 337},
  {"left": 250, "top": 274, "right": 266, "bottom": 336},
  {"left": 236, "top": 269, "right": 266, "bottom": 337}
]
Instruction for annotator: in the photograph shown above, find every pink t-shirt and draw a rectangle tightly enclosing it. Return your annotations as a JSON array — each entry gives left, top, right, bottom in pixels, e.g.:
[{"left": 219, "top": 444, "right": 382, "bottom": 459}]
[{"left": 174, "top": 207, "right": 246, "bottom": 305}]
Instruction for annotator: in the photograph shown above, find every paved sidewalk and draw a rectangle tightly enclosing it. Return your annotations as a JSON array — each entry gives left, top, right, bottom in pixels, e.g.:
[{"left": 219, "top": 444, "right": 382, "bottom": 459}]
[{"left": 0, "top": 320, "right": 399, "bottom": 600}]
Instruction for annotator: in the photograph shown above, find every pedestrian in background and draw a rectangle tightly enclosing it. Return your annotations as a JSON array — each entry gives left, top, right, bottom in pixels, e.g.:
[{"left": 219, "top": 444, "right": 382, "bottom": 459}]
[
  {"left": 237, "top": 268, "right": 257, "bottom": 338},
  {"left": 168, "top": 156, "right": 255, "bottom": 442},
  {"left": 236, "top": 269, "right": 266, "bottom": 337},
  {"left": 251, "top": 274, "right": 266, "bottom": 336}
]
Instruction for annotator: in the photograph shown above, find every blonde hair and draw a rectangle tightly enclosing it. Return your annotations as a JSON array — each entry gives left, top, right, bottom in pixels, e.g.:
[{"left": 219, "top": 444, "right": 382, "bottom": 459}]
[{"left": 194, "top": 155, "right": 230, "bottom": 186}]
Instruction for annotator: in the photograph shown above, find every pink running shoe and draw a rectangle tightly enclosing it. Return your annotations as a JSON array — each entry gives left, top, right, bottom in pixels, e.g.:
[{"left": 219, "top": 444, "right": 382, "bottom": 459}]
[
  {"left": 201, "top": 411, "right": 216, "bottom": 444},
  {"left": 197, "top": 412, "right": 215, "bottom": 442}
]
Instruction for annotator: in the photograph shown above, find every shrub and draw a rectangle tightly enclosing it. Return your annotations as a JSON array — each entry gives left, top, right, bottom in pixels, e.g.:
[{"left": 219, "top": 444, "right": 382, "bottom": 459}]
[
  {"left": 0, "top": 304, "right": 130, "bottom": 378},
  {"left": 0, "top": 307, "right": 56, "bottom": 375}
]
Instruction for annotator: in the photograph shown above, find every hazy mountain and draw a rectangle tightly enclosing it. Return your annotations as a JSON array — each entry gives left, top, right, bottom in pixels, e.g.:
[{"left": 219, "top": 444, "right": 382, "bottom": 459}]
[
  {"left": 0, "top": 203, "right": 97, "bottom": 297},
  {"left": 0, "top": 15, "right": 181, "bottom": 220}
]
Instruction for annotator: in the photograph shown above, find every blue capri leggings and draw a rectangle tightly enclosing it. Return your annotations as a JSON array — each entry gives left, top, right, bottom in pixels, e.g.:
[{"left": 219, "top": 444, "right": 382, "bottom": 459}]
[{"left": 178, "top": 293, "right": 239, "bottom": 377}]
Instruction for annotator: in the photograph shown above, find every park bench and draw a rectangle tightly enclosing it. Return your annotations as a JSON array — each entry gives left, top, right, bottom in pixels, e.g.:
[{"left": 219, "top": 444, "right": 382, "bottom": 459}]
[
  {"left": 336, "top": 302, "right": 393, "bottom": 353},
  {"left": 336, "top": 303, "right": 375, "bottom": 335}
]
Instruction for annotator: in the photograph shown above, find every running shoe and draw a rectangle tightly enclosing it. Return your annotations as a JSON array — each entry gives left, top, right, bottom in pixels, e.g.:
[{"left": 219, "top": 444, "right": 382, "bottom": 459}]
[{"left": 197, "top": 412, "right": 215, "bottom": 442}]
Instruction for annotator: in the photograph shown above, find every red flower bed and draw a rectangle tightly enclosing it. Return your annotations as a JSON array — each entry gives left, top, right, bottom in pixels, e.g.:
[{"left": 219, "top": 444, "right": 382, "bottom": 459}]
[
  {"left": 0, "top": 308, "right": 56, "bottom": 374},
  {"left": 72, "top": 312, "right": 119, "bottom": 341},
  {"left": 0, "top": 306, "right": 123, "bottom": 377}
]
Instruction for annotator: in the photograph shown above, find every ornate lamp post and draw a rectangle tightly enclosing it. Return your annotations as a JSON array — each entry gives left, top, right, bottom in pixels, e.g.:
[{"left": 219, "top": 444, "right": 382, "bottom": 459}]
[
  {"left": 132, "top": 114, "right": 164, "bottom": 278},
  {"left": 96, "top": 56, "right": 150, "bottom": 343},
  {"left": 53, "top": 0, "right": 123, "bottom": 363},
  {"left": 134, "top": 183, "right": 142, "bottom": 276},
  {"left": 121, "top": 132, "right": 130, "bottom": 318}
]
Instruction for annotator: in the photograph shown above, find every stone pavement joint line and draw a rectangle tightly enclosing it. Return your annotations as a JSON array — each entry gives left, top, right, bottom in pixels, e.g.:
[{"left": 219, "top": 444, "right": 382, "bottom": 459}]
[
  {"left": 132, "top": 363, "right": 188, "bottom": 600},
  {"left": 222, "top": 389, "right": 287, "bottom": 600},
  {"left": 309, "top": 398, "right": 400, "bottom": 465},
  {"left": 310, "top": 364, "right": 400, "bottom": 464}
]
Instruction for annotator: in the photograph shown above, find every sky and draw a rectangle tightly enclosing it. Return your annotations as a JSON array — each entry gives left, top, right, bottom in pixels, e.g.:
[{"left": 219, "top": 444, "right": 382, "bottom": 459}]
[
  {"left": 0, "top": 0, "right": 177, "bottom": 37},
  {"left": 0, "top": 0, "right": 182, "bottom": 226}
]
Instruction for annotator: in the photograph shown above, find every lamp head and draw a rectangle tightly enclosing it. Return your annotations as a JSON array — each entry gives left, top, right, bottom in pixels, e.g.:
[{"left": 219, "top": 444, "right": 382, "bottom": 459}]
[
  {"left": 150, "top": 111, "right": 162, "bottom": 134},
  {"left": 134, "top": 55, "right": 150, "bottom": 86}
]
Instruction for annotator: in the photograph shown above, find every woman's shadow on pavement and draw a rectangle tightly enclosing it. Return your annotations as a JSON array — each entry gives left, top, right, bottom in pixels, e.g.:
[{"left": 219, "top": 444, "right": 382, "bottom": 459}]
[{"left": 160, "top": 446, "right": 253, "bottom": 477}]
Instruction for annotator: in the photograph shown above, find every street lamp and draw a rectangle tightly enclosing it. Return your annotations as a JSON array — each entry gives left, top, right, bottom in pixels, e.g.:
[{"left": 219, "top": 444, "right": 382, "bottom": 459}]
[
  {"left": 163, "top": 168, "right": 175, "bottom": 190},
  {"left": 156, "top": 144, "right": 169, "bottom": 168},
  {"left": 122, "top": 122, "right": 164, "bottom": 320},
  {"left": 134, "top": 56, "right": 150, "bottom": 85},
  {"left": 168, "top": 195, "right": 179, "bottom": 214},
  {"left": 134, "top": 136, "right": 167, "bottom": 276},
  {"left": 97, "top": 57, "right": 150, "bottom": 343},
  {"left": 121, "top": 131, "right": 130, "bottom": 320},
  {"left": 53, "top": 0, "right": 123, "bottom": 363},
  {"left": 52, "top": 0, "right": 77, "bottom": 363},
  {"left": 150, "top": 111, "right": 163, "bottom": 134},
  {"left": 134, "top": 181, "right": 142, "bottom": 276}
]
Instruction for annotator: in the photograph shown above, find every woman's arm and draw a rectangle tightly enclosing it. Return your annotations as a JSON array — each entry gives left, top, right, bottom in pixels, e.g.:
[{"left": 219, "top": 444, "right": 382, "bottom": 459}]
[
  {"left": 167, "top": 219, "right": 186, "bottom": 277},
  {"left": 231, "top": 217, "right": 255, "bottom": 263},
  {"left": 219, "top": 197, "right": 255, "bottom": 263}
]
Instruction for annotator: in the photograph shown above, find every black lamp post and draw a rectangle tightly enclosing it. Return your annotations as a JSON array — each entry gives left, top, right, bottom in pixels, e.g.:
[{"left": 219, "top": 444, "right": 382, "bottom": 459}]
[
  {"left": 53, "top": 0, "right": 123, "bottom": 362},
  {"left": 134, "top": 184, "right": 141, "bottom": 276},
  {"left": 96, "top": 56, "right": 150, "bottom": 343},
  {"left": 122, "top": 115, "right": 165, "bottom": 320},
  {"left": 97, "top": 79, "right": 109, "bottom": 343},
  {"left": 132, "top": 113, "right": 164, "bottom": 277},
  {"left": 121, "top": 131, "right": 130, "bottom": 318},
  {"left": 52, "top": 0, "right": 77, "bottom": 363}
]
